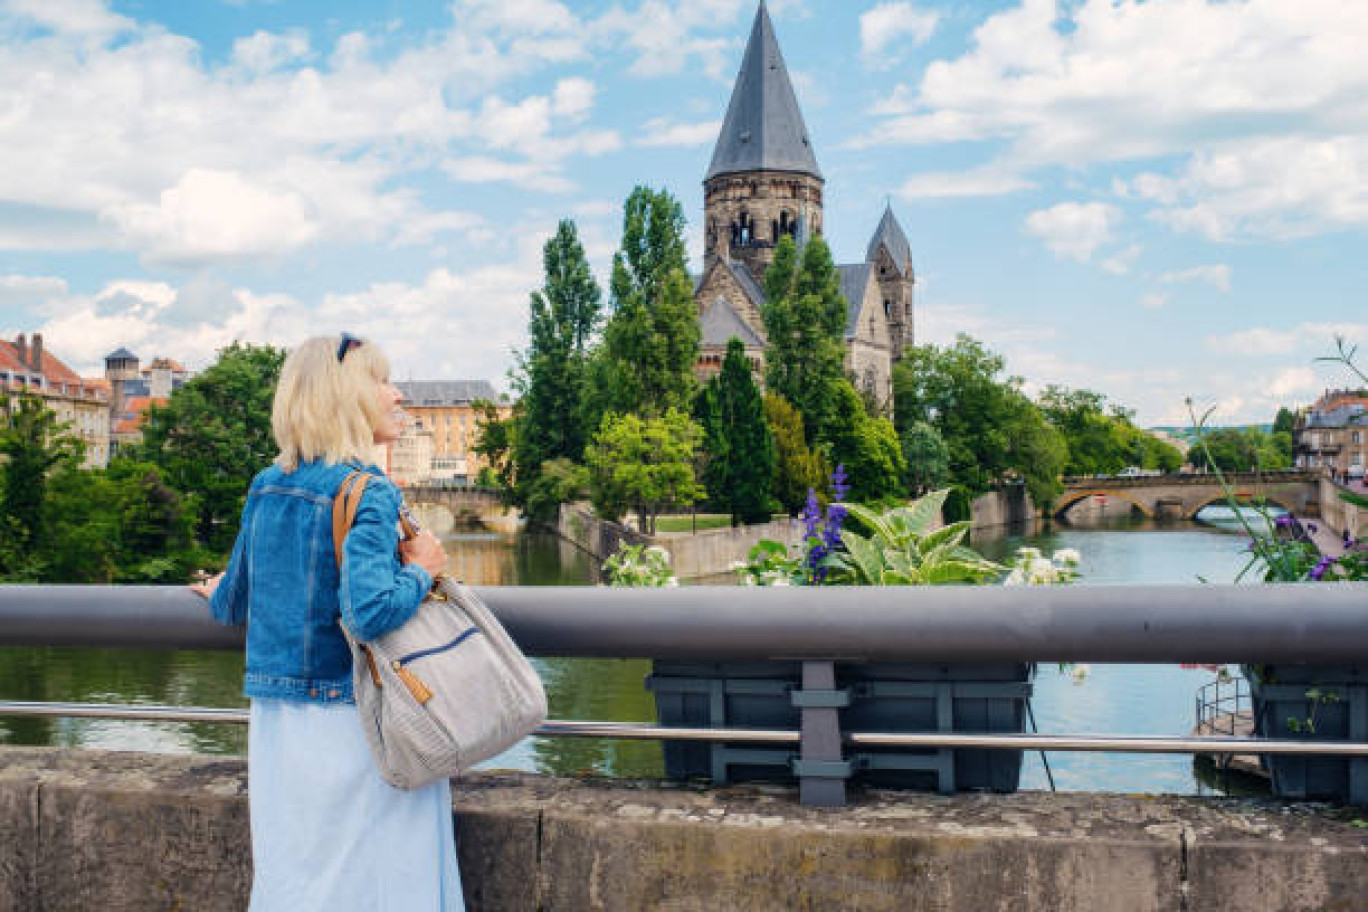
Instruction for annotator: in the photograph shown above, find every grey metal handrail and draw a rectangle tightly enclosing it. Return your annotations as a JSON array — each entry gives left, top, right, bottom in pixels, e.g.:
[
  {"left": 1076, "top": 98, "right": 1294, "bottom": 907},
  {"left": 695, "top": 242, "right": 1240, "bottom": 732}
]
[
  {"left": 4, "top": 700, "right": 1367, "bottom": 756},
  {"left": 3, "top": 583, "right": 1368, "bottom": 662}
]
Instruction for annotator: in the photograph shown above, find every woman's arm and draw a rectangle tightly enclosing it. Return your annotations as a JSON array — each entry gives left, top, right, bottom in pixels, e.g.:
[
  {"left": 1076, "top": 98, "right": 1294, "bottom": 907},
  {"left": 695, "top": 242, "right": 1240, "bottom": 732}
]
[
  {"left": 340, "top": 480, "right": 432, "bottom": 641},
  {"left": 204, "top": 496, "right": 255, "bottom": 626}
]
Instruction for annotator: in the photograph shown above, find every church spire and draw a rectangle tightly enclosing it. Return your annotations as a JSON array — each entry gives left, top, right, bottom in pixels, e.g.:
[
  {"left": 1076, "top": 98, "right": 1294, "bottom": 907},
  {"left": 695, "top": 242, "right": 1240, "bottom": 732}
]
[
  {"left": 706, "top": 2, "right": 822, "bottom": 182},
  {"left": 867, "top": 202, "right": 913, "bottom": 276}
]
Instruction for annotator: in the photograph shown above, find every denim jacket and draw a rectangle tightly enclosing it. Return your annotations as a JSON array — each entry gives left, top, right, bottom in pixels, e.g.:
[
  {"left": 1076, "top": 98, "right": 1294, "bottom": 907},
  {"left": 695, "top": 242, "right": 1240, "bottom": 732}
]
[{"left": 209, "top": 460, "right": 432, "bottom": 704}]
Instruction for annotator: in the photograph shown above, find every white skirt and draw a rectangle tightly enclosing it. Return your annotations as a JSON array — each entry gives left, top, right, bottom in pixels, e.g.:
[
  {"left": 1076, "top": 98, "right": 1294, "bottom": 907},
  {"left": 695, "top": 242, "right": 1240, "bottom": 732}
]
[{"left": 247, "top": 698, "right": 464, "bottom": 912}]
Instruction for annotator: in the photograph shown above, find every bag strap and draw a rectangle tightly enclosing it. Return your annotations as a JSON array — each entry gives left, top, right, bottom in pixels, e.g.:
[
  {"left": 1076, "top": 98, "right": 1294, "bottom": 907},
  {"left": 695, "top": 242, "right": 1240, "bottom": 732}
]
[{"left": 332, "top": 470, "right": 371, "bottom": 570}]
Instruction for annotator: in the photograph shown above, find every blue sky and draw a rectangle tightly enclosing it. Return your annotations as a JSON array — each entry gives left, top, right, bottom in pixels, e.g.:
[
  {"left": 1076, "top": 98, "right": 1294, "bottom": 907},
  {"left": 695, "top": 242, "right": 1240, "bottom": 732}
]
[{"left": 1, "top": 0, "right": 1365, "bottom": 425}]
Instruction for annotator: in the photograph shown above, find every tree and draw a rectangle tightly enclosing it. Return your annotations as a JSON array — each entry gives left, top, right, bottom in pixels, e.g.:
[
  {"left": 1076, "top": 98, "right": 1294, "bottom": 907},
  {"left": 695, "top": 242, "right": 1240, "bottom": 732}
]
[
  {"left": 589, "top": 187, "right": 699, "bottom": 421},
  {"left": 1190, "top": 427, "right": 1290, "bottom": 473},
  {"left": 1273, "top": 406, "right": 1297, "bottom": 437},
  {"left": 503, "top": 220, "right": 603, "bottom": 522},
  {"left": 41, "top": 459, "right": 199, "bottom": 583},
  {"left": 763, "top": 393, "right": 827, "bottom": 515},
  {"left": 900, "top": 420, "right": 949, "bottom": 496},
  {"left": 712, "top": 338, "right": 776, "bottom": 525},
  {"left": 761, "top": 235, "right": 847, "bottom": 446},
  {"left": 585, "top": 409, "right": 703, "bottom": 535},
  {"left": 137, "top": 343, "right": 285, "bottom": 555},
  {"left": 514, "top": 220, "right": 602, "bottom": 470},
  {"left": 0, "top": 392, "right": 84, "bottom": 578},
  {"left": 893, "top": 334, "right": 1066, "bottom": 507},
  {"left": 471, "top": 399, "right": 518, "bottom": 501},
  {"left": 823, "top": 380, "right": 905, "bottom": 503},
  {"left": 692, "top": 380, "right": 729, "bottom": 510},
  {"left": 1038, "top": 385, "right": 1184, "bottom": 477}
]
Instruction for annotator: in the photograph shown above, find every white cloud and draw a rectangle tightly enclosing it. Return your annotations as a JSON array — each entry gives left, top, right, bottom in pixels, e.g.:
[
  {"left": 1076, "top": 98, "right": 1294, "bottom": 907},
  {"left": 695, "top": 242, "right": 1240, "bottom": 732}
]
[
  {"left": 1206, "top": 322, "right": 1368, "bottom": 357},
  {"left": 1267, "top": 366, "right": 1318, "bottom": 399},
  {"left": 856, "top": 0, "right": 1368, "bottom": 240},
  {"left": 442, "top": 157, "right": 576, "bottom": 193},
  {"left": 103, "top": 169, "right": 320, "bottom": 263},
  {"left": 897, "top": 167, "right": 1034, "bottom": 199},
  {"left": 1024, "top": 201, "right": 1121, "bottom": 262},
  {"left": 1100, "top": 244, "right": 1142, "bottom": 275},
  {"left": 6, "top": 0, "right": 131, "bottom": 36},
  {"left": 860, "top": 3, "right": 939, "bottom": 61},
  {"left": 1158, "top": 264, "right": 1231, "bottom": 292},
  {"left": 552, "top": 77, "right": 596, "bottom": 122},
  {"left": 1141, "top": 292, "right": 1168, "bottom": 311},
  {"left": 637, "top": 117, "right": 722, "bottom": 148},
  {"left": 0, "top": 274, "right": 69, "bottom": 307},
  {"left": 231, "top": 30, "right": 311, "bottom": 73}
]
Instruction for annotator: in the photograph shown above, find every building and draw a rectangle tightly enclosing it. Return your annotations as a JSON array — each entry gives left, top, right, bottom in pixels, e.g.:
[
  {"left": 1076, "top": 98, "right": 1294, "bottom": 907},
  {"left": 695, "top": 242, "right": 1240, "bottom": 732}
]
[
  {"left": 388, "top": 420, "right": 435, "bottom": 487},
  {"left": 103, "top": 349, "right": 192, "bottom": 453},
  {"left": 693, "top": 3, "right": 914, "bottom": 408},
  {"left": 0, "top": 333, "right": 111, "bottom": 468},
  {"left": 395, "top": 381, "right": 507, "bottom": 483},
  {"left": 1294, "top": 389, "right": 1368, "bottom": 478}
]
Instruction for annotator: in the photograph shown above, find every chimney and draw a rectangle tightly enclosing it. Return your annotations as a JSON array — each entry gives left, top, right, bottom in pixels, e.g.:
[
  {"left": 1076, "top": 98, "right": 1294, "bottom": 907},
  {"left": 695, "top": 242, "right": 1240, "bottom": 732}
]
[
  {"left": 31, "top": 333, "right": 43, "bottom": 372},
  {"left": 15, "top": 334, "right": 26, "bottom": 367}
]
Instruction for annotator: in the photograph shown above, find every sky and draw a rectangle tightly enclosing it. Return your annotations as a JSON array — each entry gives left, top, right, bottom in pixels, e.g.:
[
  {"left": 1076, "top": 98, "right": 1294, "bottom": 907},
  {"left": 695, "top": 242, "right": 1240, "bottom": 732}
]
[{"left": 1, "top": 0, "right": 1366, "bottom": 427}]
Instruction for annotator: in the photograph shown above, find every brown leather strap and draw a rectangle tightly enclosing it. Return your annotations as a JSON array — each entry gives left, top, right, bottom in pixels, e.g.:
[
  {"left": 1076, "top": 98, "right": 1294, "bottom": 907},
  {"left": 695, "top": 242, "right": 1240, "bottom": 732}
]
[{"left": 331, "top": 470, "right": 371, "bottom": 569}]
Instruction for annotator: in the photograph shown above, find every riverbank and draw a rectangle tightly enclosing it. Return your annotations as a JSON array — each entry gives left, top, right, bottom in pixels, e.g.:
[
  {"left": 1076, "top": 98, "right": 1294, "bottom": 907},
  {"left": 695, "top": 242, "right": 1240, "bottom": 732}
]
[{"left": 3, "top": 747, "right": 1364, "bottom": 911}]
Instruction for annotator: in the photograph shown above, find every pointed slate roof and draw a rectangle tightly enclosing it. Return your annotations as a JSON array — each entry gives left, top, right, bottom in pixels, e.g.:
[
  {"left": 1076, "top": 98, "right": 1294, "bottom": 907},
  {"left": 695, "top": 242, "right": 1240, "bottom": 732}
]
[
  {"left": 700, "top": 295, "right": 765, "bottom": 349},
  {"left": 866, "top": 204, "right": 913, "bottom": 275},
  {"left": 706, "top": 2, "right": 821, "bottom": 182},
  {"left": 837, "top": 263, "right": 873, "bottom": 340}
]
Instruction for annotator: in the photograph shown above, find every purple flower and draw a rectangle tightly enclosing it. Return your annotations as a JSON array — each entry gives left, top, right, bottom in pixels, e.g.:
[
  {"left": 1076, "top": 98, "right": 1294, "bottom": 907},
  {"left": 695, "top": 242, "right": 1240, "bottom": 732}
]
[
  {"left": 830, "top": 464, "right": 851, "bottom": 503},
  {"left": 1309, "top": 556, "right": 1336, "bottom": 581},
  {"left": 1308, "top": 522, "right": 1319, "bottom": 534},
  {"left": 801, "top": 488, "right": 822, "bottom": 540},
  {"left": 1275, "top": 515, "right": 1293, "bottom": 528}
]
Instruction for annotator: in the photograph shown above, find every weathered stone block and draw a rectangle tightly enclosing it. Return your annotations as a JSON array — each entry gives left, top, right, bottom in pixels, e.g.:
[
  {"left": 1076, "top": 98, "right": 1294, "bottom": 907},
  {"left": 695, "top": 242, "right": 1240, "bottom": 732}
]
[{"left": 0, "top": 778, "right": 38, "bottom": 912}]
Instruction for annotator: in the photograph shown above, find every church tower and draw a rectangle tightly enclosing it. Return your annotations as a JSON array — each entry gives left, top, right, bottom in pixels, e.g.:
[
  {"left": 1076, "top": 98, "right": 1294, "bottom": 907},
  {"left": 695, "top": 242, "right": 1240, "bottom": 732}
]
[
  {"left": 703, "top": 0, "right": 824, "bottom": 281},
  {"left": 867, "top": 204, "right": 916, "bottom": 357}
]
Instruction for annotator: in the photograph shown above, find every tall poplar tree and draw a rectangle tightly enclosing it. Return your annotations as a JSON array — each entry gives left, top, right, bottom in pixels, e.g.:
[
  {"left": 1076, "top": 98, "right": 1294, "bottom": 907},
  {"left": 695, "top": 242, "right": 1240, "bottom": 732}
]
[
  {"left": 589, "top": 186, "right": 700, "bottom": 421},
  {"left": 761, "top": 234, "right": 848, "bottom": 447},
  {"left": 714, "top": 337, "right": 776, "bottom": 525},
  {"left": 512, "top": 219, "right": 602, "bottom": 518}
]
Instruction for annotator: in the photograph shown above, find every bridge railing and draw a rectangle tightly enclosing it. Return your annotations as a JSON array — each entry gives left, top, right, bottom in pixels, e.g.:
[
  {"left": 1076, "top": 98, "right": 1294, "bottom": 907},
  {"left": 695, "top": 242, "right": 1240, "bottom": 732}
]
[{"left": 2, "top": 583, "right": 1367, "bottom": 806}]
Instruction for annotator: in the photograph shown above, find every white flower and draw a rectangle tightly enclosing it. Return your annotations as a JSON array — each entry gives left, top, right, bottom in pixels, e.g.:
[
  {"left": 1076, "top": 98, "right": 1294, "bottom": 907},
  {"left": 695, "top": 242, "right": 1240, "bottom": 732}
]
[
  {"left": 665, "top": 577, "right": 679, "bottom": 588},
  {"left": 647, "top": 545, "right": 670, "bottom": 560},
  {"left": 728, "top": 560, "right": 746, "bottom": 571},
  {"left": 1016, "top": 547, "right": 1042, "bottom": 560},
  {"left": 1070, "top": 664, "right": 1091, "bottom": 684},
  {"left": 771, "top": 577, "right": 792, "bottom": 587},
  {"left": 1052, "top": 549, "right": 1081, "bottom": 567},
  {"left": 1028, "top": 557, "right": 1057, "bottom": 580},
  {"left": 1004, "top": 568, "right": 1026, "bottom": 586}
]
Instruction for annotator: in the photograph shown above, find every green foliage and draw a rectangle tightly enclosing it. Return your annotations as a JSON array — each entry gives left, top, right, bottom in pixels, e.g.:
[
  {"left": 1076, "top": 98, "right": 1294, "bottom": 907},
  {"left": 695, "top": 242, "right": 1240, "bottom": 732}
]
[
  {"left": 761, "top": 235, "right": 848, "bottom": 446},
  {"left": 1037, "top": 385, "right": 1185, "bottom": 477},
  {"left": 893, "top": 335, "right": 1066, "bottom": 507},
  {"left": 702, "top": 338, "right": 776, "bottom": 525},
  {"left": 1187, "top": 426, "right": 1290, "bottom": 473},
  {"left": 136, "top": 342, "right": 285, "bottom": 555},
  {"left": 589, "top": 187, "right": 699, "bottom": 420},
  {"left": 41, "top": 459, "right": 200, "bottom": 583},
  {"left": 471, "top": 399, "right": 518, "bottom": 501},
  {"left": 521, "top": 458, "right": 589, "bottom": 523},
  {"left": 585, "top": 409, "right": 704, "bottom": 535},
  {"left": 0, "top": 392, "right": 84, "bottom": 546},
  {"left": 762, "top": 393, "right": 827, "bottom": 515},
  {"left": 822, "top": 379, "right": 905, "bottom": 503},
  {"left": 1273, "top": 406, "right": 1297, "bottom": 437},
  {"left": 514, "top": 219, "right": 602, "bottom": 469},
  {"left": 900, "top": 420, "right": 949, "bottom": 496},
  {"left": 823, "top": 490, "right": 1004, "bottom": 586}
]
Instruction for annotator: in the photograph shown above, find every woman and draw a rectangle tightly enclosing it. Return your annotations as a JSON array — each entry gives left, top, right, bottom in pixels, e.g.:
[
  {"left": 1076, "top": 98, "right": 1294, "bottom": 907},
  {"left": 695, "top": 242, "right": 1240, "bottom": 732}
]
[{"left": 194, "top": 334, "right": 463, "bottom": 911}]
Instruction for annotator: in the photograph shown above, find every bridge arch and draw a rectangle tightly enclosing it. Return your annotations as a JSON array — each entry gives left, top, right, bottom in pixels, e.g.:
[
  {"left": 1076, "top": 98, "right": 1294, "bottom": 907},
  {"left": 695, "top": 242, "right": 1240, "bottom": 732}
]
[
  {"left": 1186, "top": 495, "right": 1295, "bottom": 522},
  {"left": 1053, "top": 490, "right": 1155, "bottom": 520}
]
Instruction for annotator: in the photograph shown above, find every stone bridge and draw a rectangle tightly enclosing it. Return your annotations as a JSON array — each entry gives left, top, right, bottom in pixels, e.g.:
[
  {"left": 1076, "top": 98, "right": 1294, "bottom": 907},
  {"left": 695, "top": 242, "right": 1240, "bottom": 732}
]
[
  {"left": 401, "top": 484, "right": 512, "bottom": 531},
  {"left": 1056, "top": 470, "right": 1323, "bottom": 521}
]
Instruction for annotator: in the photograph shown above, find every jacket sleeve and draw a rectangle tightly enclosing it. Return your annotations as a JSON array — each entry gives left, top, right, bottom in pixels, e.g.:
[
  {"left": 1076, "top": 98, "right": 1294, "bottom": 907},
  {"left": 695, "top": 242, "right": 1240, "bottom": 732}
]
[
  {"left": 209, "top": 495, "right": 254, "bottom": 627},
  {"left": 339, "top": 478, "right": 431, "bottom": 641}
]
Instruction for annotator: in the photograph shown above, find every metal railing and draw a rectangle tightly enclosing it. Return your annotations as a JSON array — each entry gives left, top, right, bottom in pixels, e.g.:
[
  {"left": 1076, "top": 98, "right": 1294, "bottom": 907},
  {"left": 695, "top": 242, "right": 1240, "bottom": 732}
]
[{"left": 3, "top": 583, "right": 1368, "bottom": 806}]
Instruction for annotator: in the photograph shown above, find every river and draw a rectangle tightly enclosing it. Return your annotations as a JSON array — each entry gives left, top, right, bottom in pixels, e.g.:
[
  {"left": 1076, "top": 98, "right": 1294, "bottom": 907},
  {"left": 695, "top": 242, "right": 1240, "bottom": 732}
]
[{"left": 0, "top": 507, "right": 1275, "bottom": 796}]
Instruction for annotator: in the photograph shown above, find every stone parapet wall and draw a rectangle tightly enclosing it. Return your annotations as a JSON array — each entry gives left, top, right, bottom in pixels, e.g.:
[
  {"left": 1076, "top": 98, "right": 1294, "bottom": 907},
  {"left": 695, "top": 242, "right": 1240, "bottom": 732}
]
[
  {"left": 1320, "top": 477, "right": 1366, "bottom": 545},
  {"left": 557, "top": 502, "right": 802, "bottom": 579},
  {"left": 2, "top": 747, "right": 1367, "bottom": 911}
]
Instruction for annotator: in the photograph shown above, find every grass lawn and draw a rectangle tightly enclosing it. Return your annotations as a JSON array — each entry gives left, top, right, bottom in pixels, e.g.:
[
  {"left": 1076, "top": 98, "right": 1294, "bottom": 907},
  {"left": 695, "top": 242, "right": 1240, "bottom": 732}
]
[{"left": 654, "top": 514, "right": 733, "bottom": 533}]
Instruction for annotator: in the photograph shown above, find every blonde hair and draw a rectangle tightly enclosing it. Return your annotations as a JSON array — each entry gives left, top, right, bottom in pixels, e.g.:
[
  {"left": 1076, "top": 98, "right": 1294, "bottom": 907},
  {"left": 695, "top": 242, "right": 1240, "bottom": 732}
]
[{"left": 272, "top": 335, "right": 392, "bottom": 472}]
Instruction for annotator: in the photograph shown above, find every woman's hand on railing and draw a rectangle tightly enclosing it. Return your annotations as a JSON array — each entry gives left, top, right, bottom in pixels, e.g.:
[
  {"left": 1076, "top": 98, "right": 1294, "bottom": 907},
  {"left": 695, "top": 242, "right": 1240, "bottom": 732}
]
[{"left": 190, "top": 573, "right": 224, "bottom": 600}]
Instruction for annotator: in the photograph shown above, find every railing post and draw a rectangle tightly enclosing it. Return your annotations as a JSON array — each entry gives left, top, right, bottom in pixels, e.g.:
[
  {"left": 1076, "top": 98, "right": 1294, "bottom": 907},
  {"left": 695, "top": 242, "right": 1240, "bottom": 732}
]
[{"left": 792, "top": 660, "right": 851, "bottom": 807}]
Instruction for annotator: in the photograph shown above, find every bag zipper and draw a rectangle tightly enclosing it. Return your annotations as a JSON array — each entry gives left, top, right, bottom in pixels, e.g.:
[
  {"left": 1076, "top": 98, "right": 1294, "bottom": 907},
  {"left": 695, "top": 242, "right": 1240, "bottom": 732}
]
[{"left": 390, "top": 627, "right": 483, "bottom": 705}]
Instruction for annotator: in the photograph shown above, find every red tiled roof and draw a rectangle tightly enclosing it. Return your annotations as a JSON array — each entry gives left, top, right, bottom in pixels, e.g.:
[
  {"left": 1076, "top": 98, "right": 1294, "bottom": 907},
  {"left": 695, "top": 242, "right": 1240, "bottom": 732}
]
[
  {"left": 112, "top": 395, "right": 168, "bottom": 434},
  {"left": 0, "top": 337, "right": 84, "bottom": 385}
]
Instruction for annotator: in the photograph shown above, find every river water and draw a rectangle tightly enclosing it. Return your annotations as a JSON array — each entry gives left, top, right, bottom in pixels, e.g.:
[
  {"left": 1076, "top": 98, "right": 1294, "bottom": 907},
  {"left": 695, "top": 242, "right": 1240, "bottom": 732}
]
[{"left": 0, "top": 508, "right": 1273, "bottom": 796}]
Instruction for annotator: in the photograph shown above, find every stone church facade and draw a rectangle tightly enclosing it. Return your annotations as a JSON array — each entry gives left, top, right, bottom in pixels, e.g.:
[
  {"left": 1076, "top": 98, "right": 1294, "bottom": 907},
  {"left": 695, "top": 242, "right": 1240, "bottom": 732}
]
[{"left": 694, "top": 1, "right": 915, "bottom": 409}]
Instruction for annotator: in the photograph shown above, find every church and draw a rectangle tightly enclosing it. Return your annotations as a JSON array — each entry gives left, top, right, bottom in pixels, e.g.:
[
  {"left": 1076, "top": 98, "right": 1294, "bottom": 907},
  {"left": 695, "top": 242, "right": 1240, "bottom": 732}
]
[{"left": 693, "top": 2, "right": 915, "bottom": 409}]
